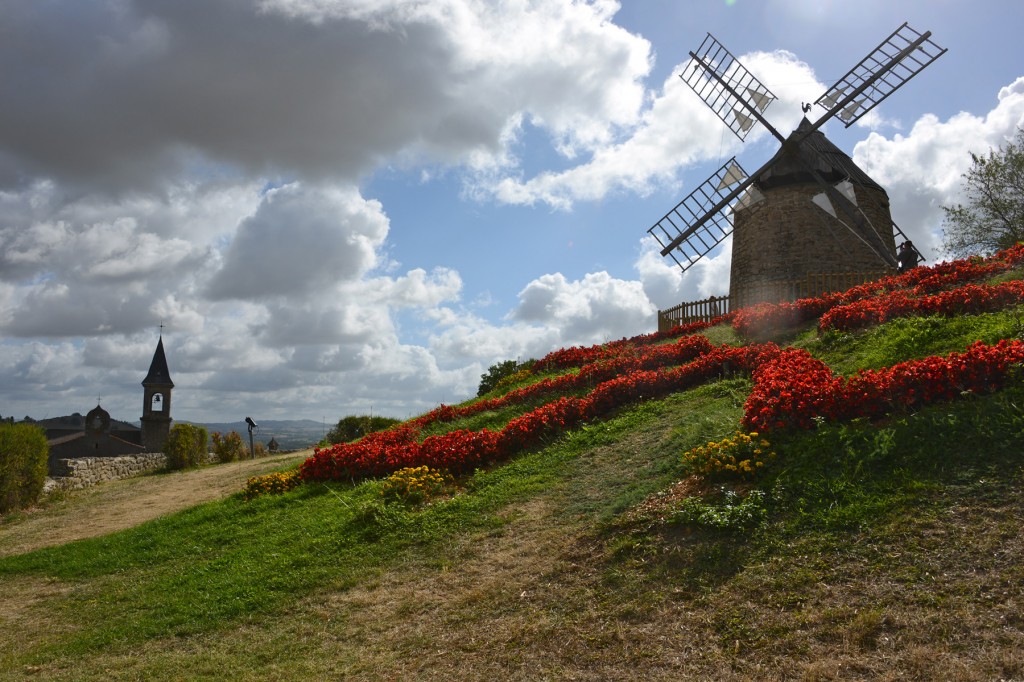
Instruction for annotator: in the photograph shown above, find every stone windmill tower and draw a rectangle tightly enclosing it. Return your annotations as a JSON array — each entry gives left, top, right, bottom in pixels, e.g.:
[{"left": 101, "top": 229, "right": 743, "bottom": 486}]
[
  {"left": 140, "top": 334, "right": 174, "bottom": 452},
  {"left": 646, "top": 24, "right": 946, "bottom": 309}
]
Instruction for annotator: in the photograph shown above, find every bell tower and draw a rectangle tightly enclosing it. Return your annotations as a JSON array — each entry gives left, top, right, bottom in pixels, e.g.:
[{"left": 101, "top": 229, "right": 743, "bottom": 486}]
[{"left": 141, "top": 334, "right": 174, "bottom": 452}]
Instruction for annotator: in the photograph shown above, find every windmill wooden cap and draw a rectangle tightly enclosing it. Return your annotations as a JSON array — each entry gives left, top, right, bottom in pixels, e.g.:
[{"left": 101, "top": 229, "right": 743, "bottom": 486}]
[{"left": 755, "top": 118, "right": 885, "bottom": 194}]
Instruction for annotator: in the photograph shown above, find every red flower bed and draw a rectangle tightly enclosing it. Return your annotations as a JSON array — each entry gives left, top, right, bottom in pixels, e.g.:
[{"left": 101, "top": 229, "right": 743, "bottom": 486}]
[
  {"left": 409, "top": 334, "right": 716, "bottom": 430},
  {"left": 301, "top": 244, "right": 1024, "bottom": 484},
  {"left": 732, "top": 244, "right": 1024, "bottom": 338},
  {"left": 301, "top": 342, "right": 754, "bottom": 482},
  {"left": 742, "top": 349, "right": 842, "bottom": 431},
  {"left": 820, "top": 280, "right": 1024, "bottom": 332},
  {"left": 532, "top": 316, "right": 728, "bottom": 373},
  {"left": 607, "top": 315, "right": 733, "bottom": 349},
  {"left": 742, "top": 340, "right": 1024, "bottom": 432}
]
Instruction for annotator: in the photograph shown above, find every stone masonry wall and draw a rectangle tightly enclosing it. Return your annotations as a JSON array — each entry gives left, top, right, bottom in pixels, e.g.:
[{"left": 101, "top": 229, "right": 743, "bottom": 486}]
[
  {"left": 48, "top": 454, "right": 169, "bottom": 491},
  {"left": 47, "top": 452, "right": 221, "bottom": 492},
  {"left": 731, "top": 182, "right": 895, "bottom": 308}
]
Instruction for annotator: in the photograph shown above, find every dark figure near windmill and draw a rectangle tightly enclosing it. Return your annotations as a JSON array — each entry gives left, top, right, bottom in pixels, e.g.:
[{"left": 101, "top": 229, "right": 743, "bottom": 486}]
[{"left": 897, "top": 240, "right": 922, "bottom": 273}]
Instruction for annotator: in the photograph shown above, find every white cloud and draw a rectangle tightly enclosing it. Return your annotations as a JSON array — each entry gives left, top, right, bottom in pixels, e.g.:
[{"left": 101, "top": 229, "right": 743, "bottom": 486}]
[
  {"left": 635, "top": 236, "right": 731, "bottom": 309},
  {"left": 0, "top": 181, "right": 251, "bottom": 337},
  {"left": 367, "top": 268, "right": 463, "bottom": 309},
  {"left": 510, "top": 271, "right": 656, "bottom": 343},
  {"left": 478, "top": 49, "right": 827, "bottom": 209},
  {"left": 206, "top": 184, "right": 390, "bottom": 301},
  {"left": 852, "top": 77, "right": 1024, "bottom": 258},
  {"left": 0, "top": 0, "right": 652, "bottom": 193}
]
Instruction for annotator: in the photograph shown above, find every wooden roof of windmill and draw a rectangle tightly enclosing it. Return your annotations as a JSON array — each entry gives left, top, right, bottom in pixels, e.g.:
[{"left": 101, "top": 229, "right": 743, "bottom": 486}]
[{"left": 755, "top": 118, "right": 884, "bottom": 193}]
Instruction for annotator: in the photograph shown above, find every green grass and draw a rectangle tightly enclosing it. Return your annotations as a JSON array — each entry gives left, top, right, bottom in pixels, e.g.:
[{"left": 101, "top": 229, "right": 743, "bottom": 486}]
[
  {"left": 2, "top": 294, "right": 1023, "bottom": 679},
  {"left": 591, "top": 380, "right": 1024, "bottom": 677},
  {"left": 0, "top": 377, "right": 747, "bottom": 663},
  {"left": 767, "top": 381, "right": 1024, "bottom": 533},
  {"left": 699, "top": 322, "right": 746, "bottom": 347},
  {"left": 804, "top": 306, "right": 1024, "bottom": 374}
]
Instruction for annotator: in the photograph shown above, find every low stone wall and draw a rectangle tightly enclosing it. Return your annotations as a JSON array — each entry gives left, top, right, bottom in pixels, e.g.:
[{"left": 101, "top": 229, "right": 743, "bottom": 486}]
[
  {"left": 45, "top": 451, "right": 271, "bottom": 493},
  {"left": 48, "top": 453, "right": 169, "bottom": 491}
]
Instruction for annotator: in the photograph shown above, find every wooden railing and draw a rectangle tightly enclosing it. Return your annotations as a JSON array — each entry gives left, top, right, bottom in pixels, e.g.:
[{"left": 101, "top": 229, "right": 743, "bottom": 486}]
[
  {"left": 657, "top": 295, "right": 731, "bottom": 332},
  {"left": 657, "top": 271, "right": 888, "bottom": 332}
]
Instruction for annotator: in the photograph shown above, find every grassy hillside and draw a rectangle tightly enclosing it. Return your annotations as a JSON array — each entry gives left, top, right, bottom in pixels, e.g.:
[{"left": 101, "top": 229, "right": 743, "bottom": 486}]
[{"left": 1, "top": 249, "right": 1023, "bottom": 680}]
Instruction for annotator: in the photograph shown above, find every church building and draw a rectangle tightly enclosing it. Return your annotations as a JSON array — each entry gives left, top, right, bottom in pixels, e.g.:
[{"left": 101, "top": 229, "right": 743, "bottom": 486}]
[
  {"left": 45, "top": 336, "right": 175, "bottom": 473},
  {"left": 140, "top": 335, "right": 174, "bottom": 452}
]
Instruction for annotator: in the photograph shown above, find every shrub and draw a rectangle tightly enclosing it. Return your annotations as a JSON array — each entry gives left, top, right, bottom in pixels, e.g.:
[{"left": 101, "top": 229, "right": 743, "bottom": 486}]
[
  {"left": 326, "top": 415, "right": 402, "bottom": 444},
  {"left": 165, "top": 423, "right": 209, "bottom": 470},
  {"left": 211, "top": 431, "right": 247, "bottom": 463},
  {"left": 243, "top": 470, "right": 302, "bottom": 500},
  {"left": 669, "top": 489, "right": 768, "bottom": 533},
  {"left": 682, "top": 431, "right": 775, "bottom": 479},
  {"left": 478, "top": 359, "right": 527, "bottom": 396},
  {"left": 0, "top": 423, "right": 48, "bottom": 513},
  {"left": 493, "top": 365, "right": 535, "bottom": 393},
  {"left": 380, "top": 466, "right": 453, "bottom": 505}
]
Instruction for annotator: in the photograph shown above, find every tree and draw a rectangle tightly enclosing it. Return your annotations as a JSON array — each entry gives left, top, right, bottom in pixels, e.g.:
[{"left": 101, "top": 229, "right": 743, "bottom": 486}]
[
  {"left": 211, "top": 431, "right": 247, "bottom": 463},
  {"left": 477, "top": 358, "right": 540, "bottom": 395},
  {"left": 165, "top": 423, "right": 209, "bottom": 470},
  {"left": 325, "top": 415, "right": 401, "bottom": 444},
  {"left": 942, "top": 128, "right": 1024, "bottom": 258},
  {"left": 477, "top": 359, "right": 522, "bottom": 397}
]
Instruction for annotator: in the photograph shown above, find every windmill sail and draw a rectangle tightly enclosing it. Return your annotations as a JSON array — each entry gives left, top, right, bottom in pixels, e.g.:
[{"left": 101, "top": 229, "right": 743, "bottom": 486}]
[
  {"left": 647, "top": 158, "right": 764, "bottom": 273},
  {"left": 646, "top": 25, "right": 945, "bottom": 282},
  {"left": 733, "top": 108, "right": 755, "bottom": 132},
  {"left": 681, "top": 33, "right": 778, "bottom": 141},
  {"left": 814, "top": 22, "right": 947, "bottom": 128},
  {"left": 717, "top": 161, "right": 747, "bottom": 190}
]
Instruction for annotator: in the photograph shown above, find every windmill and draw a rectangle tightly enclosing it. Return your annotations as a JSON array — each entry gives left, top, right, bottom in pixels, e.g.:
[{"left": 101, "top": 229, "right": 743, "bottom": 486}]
[{"left": 647, "top": 23, "right": 946, "bottom": 308}]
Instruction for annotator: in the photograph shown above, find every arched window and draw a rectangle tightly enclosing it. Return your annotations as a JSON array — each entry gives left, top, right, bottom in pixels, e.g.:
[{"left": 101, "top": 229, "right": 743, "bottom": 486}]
[{"left": 152, "top": 393, "right": 164, "bottom": 412}]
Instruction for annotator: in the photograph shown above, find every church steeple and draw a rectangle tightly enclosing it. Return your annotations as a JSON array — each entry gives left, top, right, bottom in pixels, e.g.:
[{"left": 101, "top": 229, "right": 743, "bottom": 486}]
[
  {"left": 142, "top": 336, "right": 174, "bottom": 387},
  {"left": 141, "top": 334, "right": 174, "bottom": 452}
]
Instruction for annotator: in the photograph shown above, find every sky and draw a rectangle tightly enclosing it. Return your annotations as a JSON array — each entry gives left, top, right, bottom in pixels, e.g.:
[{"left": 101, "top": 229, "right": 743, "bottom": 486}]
[{"left": 2, "top": 0, "right": 1023, "bottom": 424}]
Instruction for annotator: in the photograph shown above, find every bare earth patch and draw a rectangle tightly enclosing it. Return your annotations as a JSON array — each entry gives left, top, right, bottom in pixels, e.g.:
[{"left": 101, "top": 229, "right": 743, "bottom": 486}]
[{"left": 0, "top": 450, "right": 309, "bottom": 557}]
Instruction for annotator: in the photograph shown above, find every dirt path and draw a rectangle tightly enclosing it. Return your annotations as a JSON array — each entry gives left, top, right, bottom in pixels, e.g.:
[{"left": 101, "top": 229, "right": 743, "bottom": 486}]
[{"left": 0, "top": 450, "right": 310, "bottom": 558}]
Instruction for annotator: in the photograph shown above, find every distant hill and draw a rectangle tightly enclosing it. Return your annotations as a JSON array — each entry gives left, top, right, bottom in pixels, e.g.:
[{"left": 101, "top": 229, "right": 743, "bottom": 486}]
[
  {"left": 16, "top": 414, "right": 322, "bottom": 451},
  {"left": 28, "top": 413, "right": 139, "bottom": 432},
  {"left": 179, "top": 419, "right": 325, "bottom": 451}
]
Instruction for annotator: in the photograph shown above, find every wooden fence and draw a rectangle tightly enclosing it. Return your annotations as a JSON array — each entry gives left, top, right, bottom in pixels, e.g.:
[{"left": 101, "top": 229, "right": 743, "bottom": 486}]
[{"left": 657, "top": 271, "right": 888, "bottom": 332}]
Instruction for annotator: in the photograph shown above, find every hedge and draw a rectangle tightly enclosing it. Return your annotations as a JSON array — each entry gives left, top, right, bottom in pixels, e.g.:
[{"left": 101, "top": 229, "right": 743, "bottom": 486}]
[{"left": 0, "top": 423, "right": 49, "bottom": 513}]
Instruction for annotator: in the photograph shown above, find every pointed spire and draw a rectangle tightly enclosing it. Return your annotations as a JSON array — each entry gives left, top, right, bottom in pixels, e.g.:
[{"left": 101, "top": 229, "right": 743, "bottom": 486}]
[{"left": 142, "top": 336, "right": 174, "bottom": 387}]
